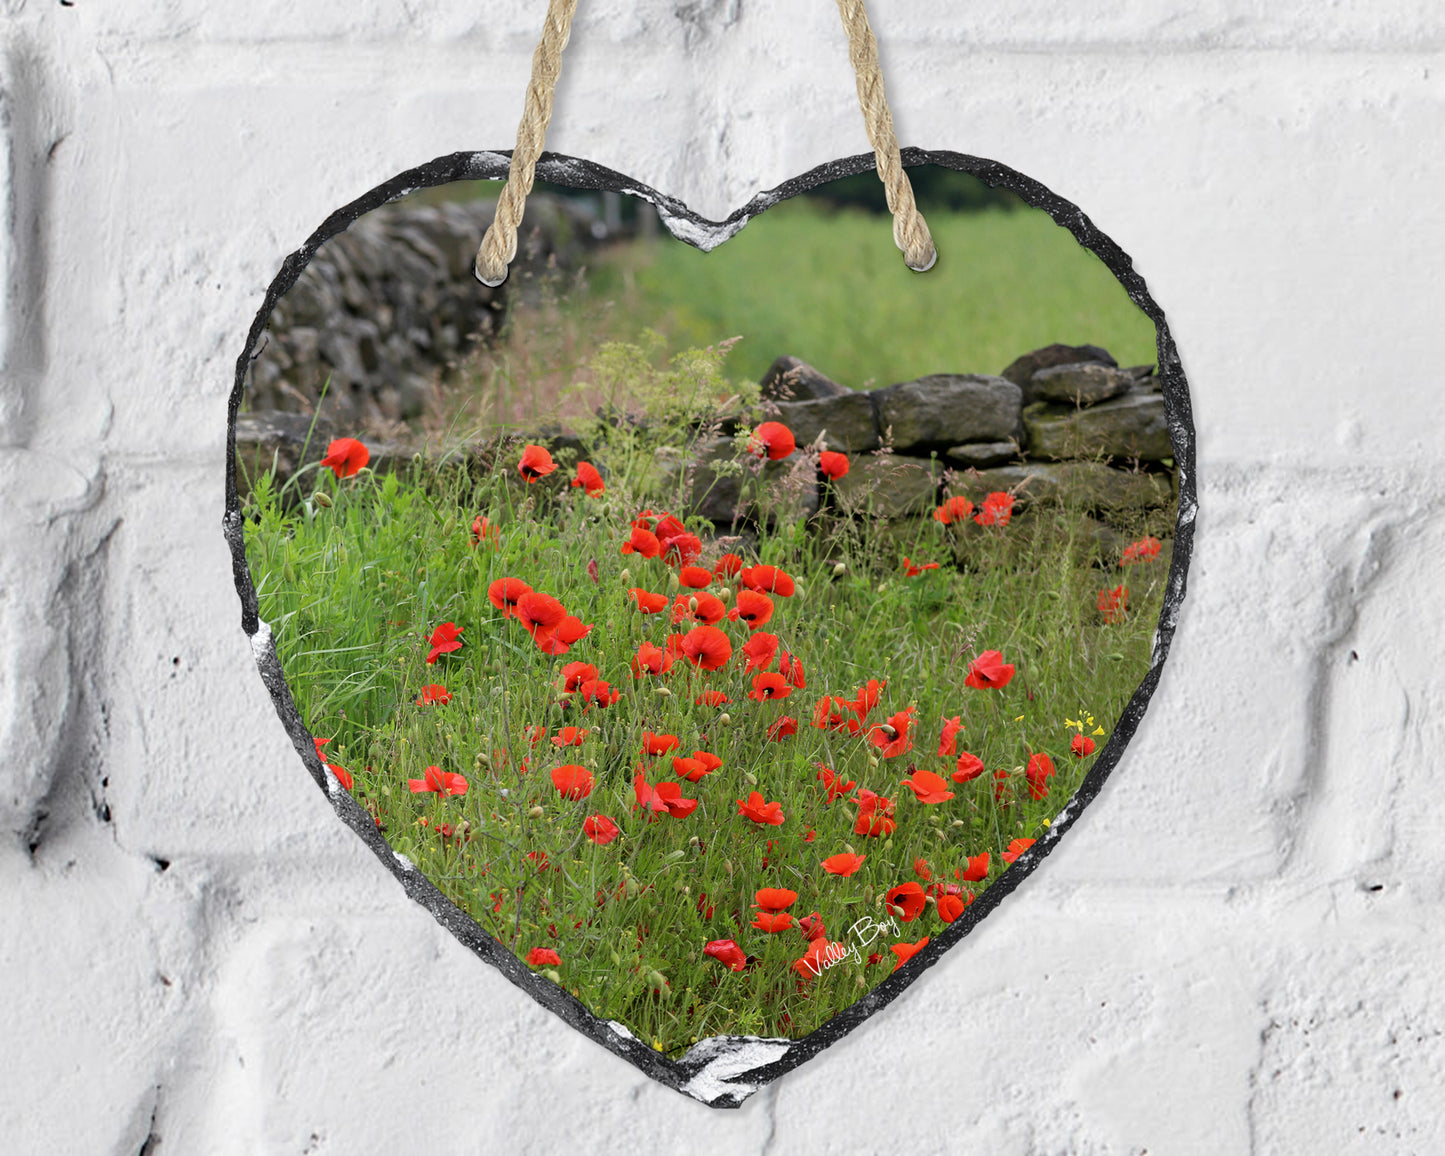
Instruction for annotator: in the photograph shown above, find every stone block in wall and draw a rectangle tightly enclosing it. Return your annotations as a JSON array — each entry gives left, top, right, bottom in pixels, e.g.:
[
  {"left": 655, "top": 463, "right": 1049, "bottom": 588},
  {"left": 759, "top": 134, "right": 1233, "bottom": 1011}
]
[
  {"left": 871, "top": 374, "right": 1022, "bottom": 453},
  {"left": 946, "top": 461, "right": 1173, "bottom": 517},
  {"left": 942, "top": 440, "right": 1020, "bottom": 469},
  {"left": 233, "top": 411, "right": 338, "bottom": 501},
  {"left": 1023, "top": 391, "right": 1173, "bottom": 463},
  {"left": 831, "top": 454, "right": 942, "bottom": 518},
  {"left": 1031, "top": 362, "right": 1135, "bottom": 407},
  {"left": 769, "top": 391, "right": 879, "bottom": 453},
  {"left": 999, "top": 342, "right": 1118, "bottom": 406},
  {"left": 759, "top": 355, "right": 851, "bottom": 401}
]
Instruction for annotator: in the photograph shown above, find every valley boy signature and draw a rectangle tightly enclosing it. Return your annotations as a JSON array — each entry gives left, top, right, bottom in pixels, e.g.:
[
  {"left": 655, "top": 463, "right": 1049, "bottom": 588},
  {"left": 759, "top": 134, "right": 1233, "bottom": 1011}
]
[{"left": 795, "top": 914, "right": 902, "bottom": 977}]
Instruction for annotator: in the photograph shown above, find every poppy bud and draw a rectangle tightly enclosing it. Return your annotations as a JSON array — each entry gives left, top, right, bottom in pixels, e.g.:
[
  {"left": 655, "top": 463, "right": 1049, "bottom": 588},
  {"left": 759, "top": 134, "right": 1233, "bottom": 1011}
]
[
  {"left": 528, "top": 805, "right": 545, "bottom": 819},
  {"left": 793, "top": 582, "right": 804, "bottom": 598},
  {"left": 688, "top": 596, "right": 699, "bottom": 613},
  {"left": 662, "top": 850, "right": 686, "bottom": 865},
  {"left": 936, "top": 829, "right": 948, "bottom": 842},
  {"left": 625, "top": 877, "right": 640, "bottom": 898},
  {"left": 951, "top": 820, "right": 965, "bottom": 827},
  {"left": 654, "top": 686, "right": 672, "bottom": 697},
  {"left": 868, "top": 755, "right": 879, "bottom": 768},
  {"left": 718, "top": 587, "right": 732, "bottom": 601},
  {"left": 686, "top": 951, "right": 697, "bottom": 963},
  {"left": 688, "top": 836, "right": 699, "bottom": 848},
  {"left": 611, "top": 951, "right": 623, "bottom": 966},
  {"left": 877, "top": 724, "right": 897, "bottom": 739},
  {"left": 925, "top": 894, "right": 937, "bottom": 906},
  {"left": 668, "top": 572, "right": 681, "bottom": 590},
  {"left": 313, "top": 490, "right": 332, "bottom": 508},
  {"left": 619, "top": 568, "right": 632, "bottom": 584},
  {"left": 744, "top": 772, "right": 757, "bottom": 786},
  {"left": 647, "top": 969, "right": 668, "bottom": 991},
  {"left": 883, "top": 839, "right": 893, "bottom": 851},
  {"left": 717, "top": 713, "right": 732, "bottom": 726},
  {"left": 832, "top": 562, "right": 848, "bottom": 576},
  {"left": 844, "top": 843, "right": 856, "bottom": 856},
  {"left": 542, "top": 969, "right": 561, "bottom": 983},
  {"left": 283, "top": 560, "right": 296, "bottom": 583}
]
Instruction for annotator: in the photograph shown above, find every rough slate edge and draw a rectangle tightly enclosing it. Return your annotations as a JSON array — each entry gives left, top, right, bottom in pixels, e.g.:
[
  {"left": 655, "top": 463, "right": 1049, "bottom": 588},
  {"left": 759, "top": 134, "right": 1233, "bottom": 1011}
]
[{"left": 222, "top": 147, "right": 1196, "bottom": 1108}]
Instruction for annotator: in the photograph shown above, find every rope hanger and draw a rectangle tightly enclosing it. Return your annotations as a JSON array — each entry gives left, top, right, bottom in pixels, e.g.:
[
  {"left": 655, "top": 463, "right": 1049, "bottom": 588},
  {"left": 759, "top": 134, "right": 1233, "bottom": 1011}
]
[{"left": 474, "top": 0, "right": 936, "bottom": 286}]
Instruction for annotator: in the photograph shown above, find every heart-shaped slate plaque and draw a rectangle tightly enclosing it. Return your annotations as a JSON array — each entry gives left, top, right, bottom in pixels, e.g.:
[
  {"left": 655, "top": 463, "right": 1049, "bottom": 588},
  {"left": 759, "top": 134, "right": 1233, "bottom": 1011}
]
[{"left": 225, "top": 148, "right": 1194, "bottom": 1106}]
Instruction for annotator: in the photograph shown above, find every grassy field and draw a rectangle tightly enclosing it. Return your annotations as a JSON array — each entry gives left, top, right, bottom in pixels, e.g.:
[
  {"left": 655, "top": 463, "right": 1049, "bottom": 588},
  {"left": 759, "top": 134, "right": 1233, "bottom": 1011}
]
[{"left": 243, "top": 340, "right": 1173, "bottom": 1055}]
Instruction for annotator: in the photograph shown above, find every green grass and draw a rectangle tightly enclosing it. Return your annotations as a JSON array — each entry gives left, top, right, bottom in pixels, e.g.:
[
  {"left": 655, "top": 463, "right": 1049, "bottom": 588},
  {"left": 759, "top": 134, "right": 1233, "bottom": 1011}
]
[{"left": 242, "top": 341, "right": 1173, "bottom": 1056}]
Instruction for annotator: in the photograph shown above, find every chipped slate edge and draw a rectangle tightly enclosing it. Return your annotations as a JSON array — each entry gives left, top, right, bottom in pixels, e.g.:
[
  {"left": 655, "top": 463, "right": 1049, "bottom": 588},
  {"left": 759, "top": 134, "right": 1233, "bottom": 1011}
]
[{"left": 223, "top": 148, "right": 1196, "bottom": 1108}]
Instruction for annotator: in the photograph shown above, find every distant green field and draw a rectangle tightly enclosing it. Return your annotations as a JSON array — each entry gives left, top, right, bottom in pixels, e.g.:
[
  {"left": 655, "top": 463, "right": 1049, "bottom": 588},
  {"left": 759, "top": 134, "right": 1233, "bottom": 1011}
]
[{"left": 580, "top": 198, "right": 1158, "bottom": 389}]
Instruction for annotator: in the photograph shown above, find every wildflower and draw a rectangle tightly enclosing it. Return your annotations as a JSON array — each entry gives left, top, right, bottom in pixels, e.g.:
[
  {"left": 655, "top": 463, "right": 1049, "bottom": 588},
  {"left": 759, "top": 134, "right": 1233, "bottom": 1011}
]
[
  {"left": 867, "top": 707, "right": 917, "bottom": 759},
  {"left": 517, "top": 443, "right": 558, "bottom": 482},
  {"left": 818, "top": 450, "right": 850, "bottom": 479},
  {"left": 913, "top": 856, "right": 933, "bottom": 881},
  {"left": 661, "top": 532, "right": 703, "bottom": 568},
  {"left": 821, "top": 851, "right": 865, "bottom": 876},
  {"left": 737, "top": 791, "right": 785, "bottom": 826},
  {"left": 956, "top": 852, "right": 990, "bottom": 882},
  {"left": 1071, "top": 733, "right": 1096, "bottom": 758},
  {"left": 696, "top": 891, "right": 715, "bottom": 920},
  {"left": 571, "top": 460, "right": 605, "bottom": 496},
  {"left": 952, "top": 751, "right": 986, "bottom": 783},
  {"left": 416, "top": 684, "right": 451, "bottom": 706},
  {"left": 747, "top": 420, "right": 797, "bottom": 460},
  {"left": 741, "top": 632, "right": 781, "bottom": 674},
  {"left": 973, "top": 491, "right": 1015, "bottom": 526},
  {"left": 577, "top": 678, "right": 621, "bottom": 709},
  {"left": 797, "top": 911, "right": 827, "bottom": 941},
  {"left": 631, "top": 641, "right": 675, "bottom": 678},
  {"left": 890, "top": 937, "right": 930, "bottom": 971},
  {"left": 524, "top": 724, "right": 547, "bottom": 746},
  {"left": 470, "top": 515, "right": 500, "bottom": 548},
  {"left": 583, "top": 814, "right": 620, "bottom": 845},
  {"left": 560, "top": 661, "right": 598, "bottom": 692},
  {"left": 815, "top": 763, "right": 856, "bottom": 802},
  {"left": 853, "top": 789, "right": 897, "bottom": 838},
  {"left": 933, "top": 494, "right": 974, "bottom": 524},
  {"left": 714, "top": 553, "right": 744, "bottom": 578},
  {"left": 793, "top": 937, "right": 848, "bottom": 980},
  {"left": 885, "top": 882, "right": 928, "bottom": 922},
  {"left": 319, "top": 436, "right": 369, "bottom": 479},
  {"left": 1098, "top": 584, "right": 1129, "bottom": 624},
  {"left": 937, "top": 893, "right": 967, "bottom": 923},
  {"left": 313, "top": 738, "right": 352, "bottom": 790},
  {"left": 754, "top": 887, "right": 798, "bottom": 912},
  {"left": 629, "top": 587, "right": 669, "bottom": 614},
  {"left": 730, "top": 589, "right": 775, "bottom": 630},
  {"left": 964, "top": 649, "right": 1015, "bottom": 690},
  {"left": 407, "top": 766, "right": 468, "bottom": 796},
  {"left": 704, "top": 939, "right": 748, "bottom": 972},
  {"left": 425, "top": 622, "right": 463, "bottom": 664},
  {"left": 937, "top": 715, "right": 963, "bottom": 757},
  {"left": 621, "top": 525, "right": 662, "bottom": 559},
  {"left": 779, "top": 651, "right": 806, "bottom": 690},
  {"left": 670, "top": 591, "right": 726, "bottom": 626},
  {"left": 739, "top": 564, "right": 796, "bottom": 597},
  {"left": 633, "top": 769, "right": 698, "bottom": 818},
  {"left": 526, "top": 947, "right": 562, "bottom": 967},
  {"left": 551, "top": 763, "right": 595, "bottom": 800},
  {"left": 1002, "top": 837, "right": 1036, "bottom": 865},
  {"left": 692, "top": 750, "right": 723, "bottom": 776},
  {"left": 487, "top": 578, "right": 533, "bottom": 620},
  {"left": 1120, "top": 535, "right": 1163, "bottom": 565},
  {"left": 1025, "top": 753, "right": 1056, "bottom": 801},
  {"left": 751, "top": 911, "right": 795, "bottom": 933},
  {"left": 846, "top": 678, "right": 887, "bottom": 720},
  {"left": 678, "top": 565, "right": 713, "bottom": 588},
  {"left": 696, "top": 690, "right": 730, "bottom": 707},
  {"left": 901, "top": 768, "right": 954, "bottom": 804},
  {"left": 671, "top": 756, "right": 710, "bottom": 783},
  {"left": 642, "top": 731, "right": 680, "bottom": 758},
  {"left": 766, "top": 716, "right": 798, "bottom": 741},
  {"left": 750, "top": 672, "right": 793, "bottom": 702},
  {"left": 901, "top": 556, "right": 940, "bottom": 577},
  {"left": 681, "top": 625, "right": 732, "bottom": 671},
  {"left": 514, "top": 591, "right": 567, "bottom": 637}
]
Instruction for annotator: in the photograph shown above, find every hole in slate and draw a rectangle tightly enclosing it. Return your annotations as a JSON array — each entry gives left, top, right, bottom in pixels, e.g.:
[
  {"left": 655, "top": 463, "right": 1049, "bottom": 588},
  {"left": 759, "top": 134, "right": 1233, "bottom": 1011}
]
[{"left": 227, "top": 150, "right": 1193, "bottom": 1103}]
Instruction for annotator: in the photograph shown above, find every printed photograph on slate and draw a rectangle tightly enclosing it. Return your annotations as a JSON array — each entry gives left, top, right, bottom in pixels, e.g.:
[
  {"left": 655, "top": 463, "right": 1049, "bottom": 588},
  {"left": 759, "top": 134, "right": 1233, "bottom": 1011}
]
[{"left": 226, "top": 149, "right": 1193, "bottom": 1101}]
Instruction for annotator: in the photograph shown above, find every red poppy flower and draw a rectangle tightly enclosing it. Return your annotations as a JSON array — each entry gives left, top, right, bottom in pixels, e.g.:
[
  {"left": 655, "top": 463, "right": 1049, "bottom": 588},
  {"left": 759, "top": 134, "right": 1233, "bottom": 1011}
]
[
  {"left": 518, "top": 443, "right": 558, "bottom": 482},
  {"left": 470, "top": 515, "right": 501, "bottom": 548},
  {"left": 670, "top": 756, "right": 707, "bottom": 783},
  {"left": 678, "top": 565, "right": 713, "bottom": 589},
  {"left": 560, "top": 661, "right": 598, "bottom": 691},
  {"left": 815, "top": 763, "right": 856, "bottom": 803},
  {"left": 583, "top": 814, "right": 620, "bottom": 845},
  {"left": 407, "top": 766, "right": 468, "bottom": 796},
  {"left": 692, "top": 750, "right": 723, "bottom": 775},
  {"left": 846, "top": 678, "right": 887, "bottom": 719},
  {"left": 681, "top": 625, "right": 732, "bottom": 671},
  {"left": 696, "top": 891, "right": 715, "bottom": 920},
  {"left": 739, "top": 564, "right": 795, "bottom": 597},
  {"left": 526, "top": 947, "right": 561, "bottom": 967},
  {"left": 937, "top": 715, "right": 963, "bottom": 757},
  {"left": 551, "top": 726, "right": 589, "bottom": 747},
  {"left": 901, "top": 768, "right": 954, "bottom": 804},
  {"left": 1002, "top": 837, "right": 1036, "bottom": 864},
  {"left": 416, "top": 684, "right": 451, "bottom": 706},
  {"left": 736, "top": 633, "right": 776, "bottom": 675},
  {"left": 730, "top": 589, "right": 775, "bottom": 631},
  {"left": 1120, "top": 535, "right": 1163, "bottom": 565},
  {"left": 671, "top": 591, "right": 726, "bottom": 626},
  {"left": 571, "top": 460, "right": 605, "bottom": 496},
  {"left": 747, "top": 420, "right": 797, "bottom": 460},
  {"left": 524, "top": 724, "right": 548, "bottom": 747},
  {"left": 933, "top": 494, "right": 974, "bottom": 525},
  {"left": 913, "top": 856, "right": 933, "bottom": 882},
  {"left": 630, "top": 641, "right": 674, "bottom": 679},
  {"left": 818, "top": 450, "right": 850, "bottom": 479},
  {"left": 937, "top": 893, "right": 967, "bottom": 924},
  {"left": 1071, "top": 733, "right": 1096, "bottom": 758},
  {"left": 551, "top": 763, "right": 595, "bottom": 800},
  {"left": 487, "top": 578, "right": 533, "bottom": 620},
  {"left": 854, "top": 790, "right": 897, "bottom": 837},
  {"left": 890, "top": 937, "right": 930, "bottom": 971},
  {"left": 714, "top": 553, "right": 744, "bottom": 578},
  {"left": 750, "top": 911, "right": 795, "bottom": 933},
  {"left": 749, "top": 672, "right": 793, "bottom": 702},
  {"left": 319, "top": 436, "right": 369, "bottom": 479},
  {"left": 797, "top": 911, "right": 828, "bottom": 941},
  {"left": 754, "top": 887, "right": 798, "bottom": 912},
  {"left": 513, "top": 591, "right": 567, "bottom": 636},
  {"left": 1098, "top": 584, "right": 1129, "bottom": 624},
  {"left": 885, "top": 881, "right": 928, "bottom": 922},
  {"left": 577, "top": 678, "right": 621, "bottom": 709},
  {"left": 821, "top": 851, "right": 866, "bottom": 876},
  {"left": 964, "top": 649, "right": 1015, "bottom": 690},
  {"left": 952, "top": 751, "right": 986, "bottom": 783},
  {"left": 425, "top": 622, "right": 463, "bottom": 664},
  {"left": 956, "top": 852, "right": 990, "bottom": 881},
  {"left": 737, "top": 790, "right": 785, "bottom": 826},
  {"left": 973, "top": 491, "right": 1015, "bottom": 526},
  {"left": 642, "top": 731, "right": 681, "bottom": 758},
  {"left": 867, "top": 707, "right": 917, "bottom": 759},
  {"left": 993, "top": 769, "right": 1015, "bottom": 805},
  {"left": 650, "top": 512, "right": 686, "bottom": 541},
  {"left": 313, "top": 738, "right": 352, "bottom": 789},
  {"left": 696, "top": 690, "right": 730, "bottom": 707},
  {"left": 661, "top": 532, "right": 703, "bottom": 568},
  {"left": 628, "top": 587, "right": 669, "bottom": 615},
  {"left": 812, "top": 695, "right": 861, "bottom": 735},
  {"left": 901, "top": 556, "right": 940, "bottom": 577},
  {"left": 779, "top": 651, "right": 806, "bottom": 690},
  {"left": 793, "top": 937, "right": 847, "bottom": 980},
  {"left": 704, "top": 939, "right": 748, "bottom": 972},
  {"left": 632, "top": 769, "right": 698, "bottom": 818},
  {"left": 531, "top": 613, "right": 593, "bottom": 655},
  {"left": 766, "top": 715, "right": 798, "bottom": 741},
  {"left": 621, "top": 526, "right": 662, "bottom": 559},
  {"left": 1025, "top": 753, "right": 1057, "bottom": 801}
]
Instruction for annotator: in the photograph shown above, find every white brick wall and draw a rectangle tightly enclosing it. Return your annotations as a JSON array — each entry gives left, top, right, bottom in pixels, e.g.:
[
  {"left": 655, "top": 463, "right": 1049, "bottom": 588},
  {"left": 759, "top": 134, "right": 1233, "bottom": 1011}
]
[{"left": 2, "top": 2, "right": 1442, "bottom": 1150}]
